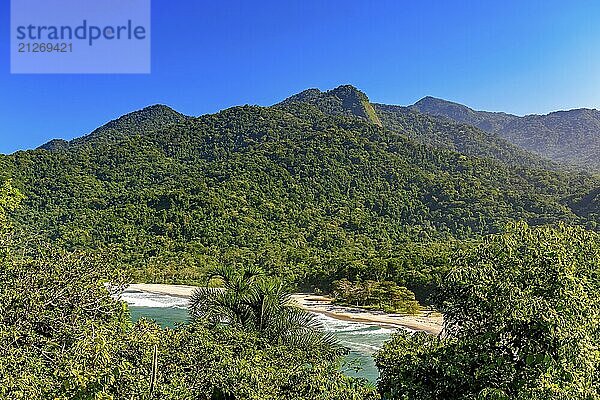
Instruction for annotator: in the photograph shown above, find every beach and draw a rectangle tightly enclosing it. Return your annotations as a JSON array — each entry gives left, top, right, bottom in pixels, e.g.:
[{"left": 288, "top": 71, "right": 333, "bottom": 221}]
[
  {"left": 128, "top": 283, "right": 198, "bottom": 298},
  {"left": 128, "top": 283, "right": 443, "bottom": 335}
]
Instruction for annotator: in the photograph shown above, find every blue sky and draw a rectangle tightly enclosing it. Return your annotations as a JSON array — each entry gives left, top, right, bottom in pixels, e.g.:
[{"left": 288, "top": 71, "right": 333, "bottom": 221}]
[{"left": 1, "top": 0, "right": 600, "bottom": 154}]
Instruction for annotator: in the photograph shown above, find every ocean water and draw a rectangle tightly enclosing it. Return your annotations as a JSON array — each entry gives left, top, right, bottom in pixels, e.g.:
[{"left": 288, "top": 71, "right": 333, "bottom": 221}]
[
  {"left": 311, "top": 313, "right": 394, "bottom": 381},
  {"left": 121, "top": 289, "right": 395, "bottom": 382},
  {"left": 121, "top": 289, "right": 190, "bottom": 327}
]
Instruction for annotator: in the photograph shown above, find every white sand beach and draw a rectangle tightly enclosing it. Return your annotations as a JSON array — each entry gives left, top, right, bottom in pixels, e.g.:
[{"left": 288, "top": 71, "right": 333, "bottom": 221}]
[
  {"left": 128, "top": 283, "right": 198, "bottom": 298},
  {"left": 128, "top": 283, "right": 443, "bottom": 335},
  {"left": 290, "top": 294, "right": 443, "bottom": 335}
]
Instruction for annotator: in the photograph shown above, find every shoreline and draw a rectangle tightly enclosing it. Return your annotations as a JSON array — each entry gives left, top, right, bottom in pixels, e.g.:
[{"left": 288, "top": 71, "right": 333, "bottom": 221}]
[
  {"left": 290, "top": 294, "right": 443, "bottom": 335},
  {"left": 127, "top": 283, "right": 198, "bottom": 299},
  {"left": 127, "top": 283, "right": 443, "bottom": 335}
]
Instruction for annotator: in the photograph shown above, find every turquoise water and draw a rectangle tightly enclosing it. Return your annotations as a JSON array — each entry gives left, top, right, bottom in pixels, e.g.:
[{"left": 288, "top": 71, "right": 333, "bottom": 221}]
[
  {"left": 129, "top": 305, "right": 189, "bottom": 327},
  {"left": 122, "top": 289, "right": 393, "bottom": 382},
  {"left": 312, "top": 313, "right": 391, "bottom": 381}
]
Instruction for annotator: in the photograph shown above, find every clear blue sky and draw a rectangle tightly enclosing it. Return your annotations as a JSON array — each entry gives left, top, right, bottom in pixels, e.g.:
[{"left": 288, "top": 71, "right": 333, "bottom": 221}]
[{"left": 1, "top": 0, "right": 600, "bottom": 154}]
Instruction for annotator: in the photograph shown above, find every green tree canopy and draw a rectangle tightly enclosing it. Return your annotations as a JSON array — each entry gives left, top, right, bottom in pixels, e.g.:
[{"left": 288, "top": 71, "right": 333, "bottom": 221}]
[
  {"left": 0, "top": 181, "right": 375, "bottom": 399},
  {"left": 377, "top": 223, "right": 600, "bottom": 399}
]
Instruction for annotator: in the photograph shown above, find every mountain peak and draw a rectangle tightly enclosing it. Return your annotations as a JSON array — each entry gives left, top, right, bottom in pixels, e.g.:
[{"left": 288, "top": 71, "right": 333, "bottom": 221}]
[
  {"left": 413, "top": 96, "right": 473, "bottom": 112},
  {"left": 280, "top": 84, "right": 382, "bottom": 126},
  {"left": 37, "top": 104, "right": 187, "bottom": 151},
  {"left": 329, "top": 84, "right": 369, "bottom": 100},
  {"left": 87, "top": 104, "right": 187, "bottom": 137},
  {"left": 415, "top": 95, "right": 443, "bottom": 103},
  {"left": 410, "top": 96, "right": 494, "bottom": 129},
  {"left": 105, "top": 104, "right": 184, "bottom": 126},
  {"left": 37, "top": 138, "right": 70, "bottom": 151},
  {"left": 280, "top": 88, "right": 323, "bottom": 105}
]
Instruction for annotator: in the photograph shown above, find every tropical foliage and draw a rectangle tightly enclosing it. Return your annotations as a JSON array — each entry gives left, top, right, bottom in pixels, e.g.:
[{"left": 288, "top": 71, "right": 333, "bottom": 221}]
[
  {"left": 376, "top": 223, "right": 600, "bottom": 399},
  {"left": 0, "top": 184, "right": 376, "bottom": 399},
  {"left": 3, "top": 85, "right": 600, "bottom": 399},
  {"left": 189, "top": 265, "right": 341, "bottom": 353},
  {"left": 331, "top": 279, "right": 420, "bottom": 314},
  {"left": 1, "top": 86, "right": 598, "bottom": 302}
]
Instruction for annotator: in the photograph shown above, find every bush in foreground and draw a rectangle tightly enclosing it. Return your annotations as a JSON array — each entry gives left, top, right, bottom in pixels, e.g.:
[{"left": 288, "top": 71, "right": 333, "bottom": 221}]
[{"left": 377, "top": 223, "right": 600, "bottom": 399}]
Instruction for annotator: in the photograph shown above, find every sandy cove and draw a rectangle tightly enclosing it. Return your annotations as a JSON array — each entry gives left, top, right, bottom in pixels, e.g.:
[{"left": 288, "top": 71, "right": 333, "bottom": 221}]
[{"left": 127, "top": 283, "right": 443, "bottom": 335}]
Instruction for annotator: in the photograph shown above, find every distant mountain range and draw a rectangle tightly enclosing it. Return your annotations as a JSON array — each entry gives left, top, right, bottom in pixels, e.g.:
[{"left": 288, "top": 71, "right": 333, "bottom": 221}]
[
  {"left": 410, "top": 96, "right": 600, "bottom": 171},
  {"left": 38, "top": 85, "right": 600, "bottom": 174}
]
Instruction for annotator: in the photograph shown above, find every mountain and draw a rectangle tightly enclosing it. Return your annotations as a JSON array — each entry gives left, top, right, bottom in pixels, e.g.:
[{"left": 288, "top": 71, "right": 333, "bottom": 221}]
[
  {"left": 410, "top": 96, "right": 600, "bottom": 171},
  {"left": 280, "top": 86, "right": 552, "bottom": 169},
  {"left": 2, "top": 86, "right": 599, "bottom": 298},
  {"left": 373, "top": 104, "right": 554, "bottom": 169},
  {"left": 37, "top": 139, "right": 70, "bottom": 151},
  {"left": 410, "top": 96, "right": 517, "bottom": 132},
  {"left": 38, "top": 104, "right": 189, "bottom": 150},
  {"left": 280, "top": 85, "right": 382, "bottom": 126}
]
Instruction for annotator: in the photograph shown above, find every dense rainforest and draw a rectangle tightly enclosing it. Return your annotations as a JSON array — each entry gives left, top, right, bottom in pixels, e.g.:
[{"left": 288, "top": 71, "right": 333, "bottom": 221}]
[
  {"left": 0, "top": 182, "right": 376, "bottom": 399},
  {"left": 1, "top": 85, "right": 599, "bottom": 302}
]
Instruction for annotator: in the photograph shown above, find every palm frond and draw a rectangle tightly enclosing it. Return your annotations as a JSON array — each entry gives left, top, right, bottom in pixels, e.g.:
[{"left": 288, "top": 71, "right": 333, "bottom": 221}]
[{"left": 189, "top": 265, "right": 342, "bottom": 355}]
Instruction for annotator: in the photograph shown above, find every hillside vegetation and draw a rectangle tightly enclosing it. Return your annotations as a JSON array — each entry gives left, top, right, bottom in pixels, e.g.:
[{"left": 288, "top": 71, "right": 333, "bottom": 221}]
[
  {"left": 1, "top": 86, "right": 598, "bottom": 300},
  {"left": 411, "top": 96, "right": 600, "bottom": 171}
]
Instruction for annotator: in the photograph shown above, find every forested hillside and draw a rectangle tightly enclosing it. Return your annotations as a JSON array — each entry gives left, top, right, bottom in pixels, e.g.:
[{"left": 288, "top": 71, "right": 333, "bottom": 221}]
[
  {"left": 411, "top": 96, "right": 600, "bottom": 171},
  {"left": 373, "top": 104, "right": 554, "bottom": 169},
  {"left": 0, "top": 182, "right": 374, "bottom": 399},
  {"left": 0, "top": 88, "right": 597, "bottom": 300},
  {"left": 281, "top": 86, "right": 552, "bottom": 168}
]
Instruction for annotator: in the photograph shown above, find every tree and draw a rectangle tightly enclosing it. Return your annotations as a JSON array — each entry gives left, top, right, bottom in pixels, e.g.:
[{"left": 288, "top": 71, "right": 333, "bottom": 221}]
[
  {"left": 189, "top": 265, "right": 341, "bottom": 354},
  {"left": 330, "top": 279, "right": 420, "bottom": 314},
  {"left": 379, "top": 281, "right": 420, "bottom": 314},
  {"left": 377, "top": 222, "right": 600, "bottom": 399}
]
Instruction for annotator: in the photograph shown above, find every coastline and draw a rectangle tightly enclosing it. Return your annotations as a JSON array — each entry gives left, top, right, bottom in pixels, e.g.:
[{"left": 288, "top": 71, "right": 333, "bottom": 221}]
[
  {"left": 127, "top": 283, "right": 443, "bottom": 335},
  {"left": 290, "top": 294, "right": 443, "bottom": 335},
  {"left": 128, "top": 283, "right": 198, "bottom": 299}
]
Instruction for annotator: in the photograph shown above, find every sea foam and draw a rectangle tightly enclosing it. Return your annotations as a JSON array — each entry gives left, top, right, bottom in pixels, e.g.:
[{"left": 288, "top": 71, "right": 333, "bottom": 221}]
[{"left": 118, "top": 289, "right": 189, "bottom": 309}]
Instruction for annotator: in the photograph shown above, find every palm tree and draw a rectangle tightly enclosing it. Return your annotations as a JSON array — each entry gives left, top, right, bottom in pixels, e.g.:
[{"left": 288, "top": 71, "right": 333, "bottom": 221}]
[{"left": 188, "top": 265, "right": 342, "bottom": 353}]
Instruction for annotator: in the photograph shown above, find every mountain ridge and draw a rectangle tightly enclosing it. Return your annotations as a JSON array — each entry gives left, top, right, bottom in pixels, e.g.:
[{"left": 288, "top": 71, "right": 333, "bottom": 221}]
[
  {"left": 38, "top": 104, "right": 189, "bottom": 151},
  {"left": 280, "top": 85, "right": 555, "bottom": 169},
  {"left": 410, "top": 96, "right": 600, "bottom": 171},
  {"left": 414, "top": 95, "right": 600, "bottom": 119}
]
